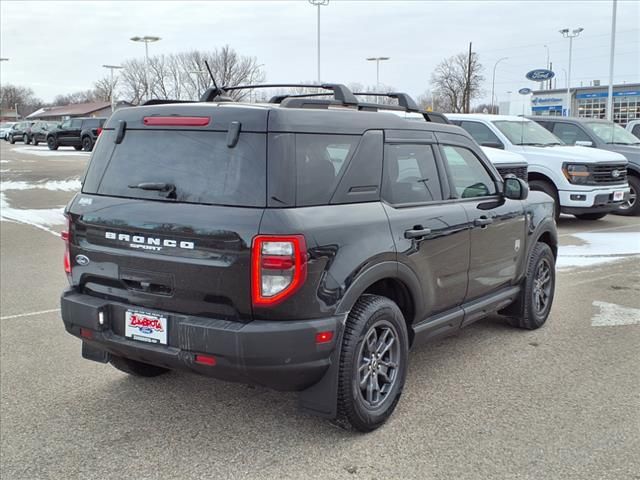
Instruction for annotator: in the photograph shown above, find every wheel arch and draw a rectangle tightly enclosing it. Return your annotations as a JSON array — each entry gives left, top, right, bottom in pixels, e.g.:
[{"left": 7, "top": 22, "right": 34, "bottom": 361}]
[{"left": 528, "top": 171, "right": 557, "bottom": 190}]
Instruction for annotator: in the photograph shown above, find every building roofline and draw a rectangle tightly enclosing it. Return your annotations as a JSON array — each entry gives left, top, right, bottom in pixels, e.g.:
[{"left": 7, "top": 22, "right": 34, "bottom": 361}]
[{"left": 533, "top": 82, "right": 640, "bottom": 95}]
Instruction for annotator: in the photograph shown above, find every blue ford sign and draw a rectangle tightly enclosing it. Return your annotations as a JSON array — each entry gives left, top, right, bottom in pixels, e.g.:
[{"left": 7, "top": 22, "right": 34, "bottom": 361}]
[
  {"left": 526, "top": 69, "right": 555, "bottom": 81},
  {"left": 518, "top": 88, "right": 532, "bottom": 95}
]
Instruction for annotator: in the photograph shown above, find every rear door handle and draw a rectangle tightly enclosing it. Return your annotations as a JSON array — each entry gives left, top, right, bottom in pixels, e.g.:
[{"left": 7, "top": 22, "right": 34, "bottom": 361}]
[
  {"left": 404, "top": 227, "right": 432, "bottom": 239},
  {"left": 474, "top": 217, "right": 494, "bottom": 227}
]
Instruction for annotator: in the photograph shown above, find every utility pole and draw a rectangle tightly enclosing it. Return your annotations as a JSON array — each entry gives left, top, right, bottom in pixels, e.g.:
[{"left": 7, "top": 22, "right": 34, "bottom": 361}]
[
  {"left": 606, "top": 0, "right": 617, "bottom": 121},
  {"left": 465, "top": 42, "right": 472, "bottom": 113}
]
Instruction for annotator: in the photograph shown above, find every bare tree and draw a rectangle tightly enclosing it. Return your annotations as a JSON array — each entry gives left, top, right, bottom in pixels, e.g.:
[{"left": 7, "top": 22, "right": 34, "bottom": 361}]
[
  {"left": 417, "top": 91, "right": 447, "bottom": 112},
  {"left": 52, "top": 90, "right": 98, "bottom": 106},
  {"left": 431, "top": 51, "right": 484, "bottom": 113},
  {"left": 0, "top": 84, "right": 44, "bottom": 117},
  {"left": 93, "top": 76, "right": 116, "bottom": 102}
]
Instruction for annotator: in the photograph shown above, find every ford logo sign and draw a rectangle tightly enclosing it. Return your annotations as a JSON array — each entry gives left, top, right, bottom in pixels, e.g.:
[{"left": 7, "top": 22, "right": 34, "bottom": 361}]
[
  {"left": 75, "top": 254, "right": 90, "bottom": 266},
  {"left": 518, "top": 88, "right": 532, "bottom": 95},
  {"left": 611, "top": 169, "right": 621, "bottom": 178},
  {"left": 526, "top": 69, "right": 555, "bottom": 82}
]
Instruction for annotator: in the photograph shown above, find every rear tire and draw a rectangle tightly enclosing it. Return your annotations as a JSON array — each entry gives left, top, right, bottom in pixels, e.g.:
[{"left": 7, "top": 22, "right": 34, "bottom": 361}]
[
  {"left": 335, "top": 294, "right": 409, "bottom": 432},
  {"left": 574, "top": 212, "right": 607, "bottom": 220},
  {"left": 73, "top": 145, "right": 83, "bottom": 151},
  {"left": 529, "top": 180, "right": 559, "bottom": 221},
  {"left": 110, "top": 355, "right": 169, "bottom": 377},
  {"left": 9, "top": 135, "right": 15, "bottom": 144},
  {"left": 33, "top": 139, "right": 39, "bottom": 146},
  {"left": 614, "top": 175, "right": 639, "bottom": 216},
  {"left": 23, "top": 134, "right": 29, "bottom": 144},
  {"left": 47, "top": 137, "right": 58, "bottom": 150},
  {"left": 508, "top": 242, "right": 555, "bottom": 330},
  {"left": 82, "top": 136, "right": 94, "bottom": 151}
]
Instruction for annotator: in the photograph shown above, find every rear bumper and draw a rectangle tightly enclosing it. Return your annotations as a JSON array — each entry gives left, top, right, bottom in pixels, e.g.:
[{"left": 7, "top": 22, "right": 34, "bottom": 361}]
[
  {"left": 558, "top": 187, "right": 630, "bottom": 215},
  {"left": 61, "top": 289, "right": 344, "bottom": 391}
]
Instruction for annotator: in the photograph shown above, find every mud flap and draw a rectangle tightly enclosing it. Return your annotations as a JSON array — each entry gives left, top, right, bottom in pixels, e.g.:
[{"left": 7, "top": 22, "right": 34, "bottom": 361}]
[
  {"left": 82, "top": 341, "right": 110, "bottom": 363},
  {"left": 297, "top": 322, "right": 344, "bottom": 418}
]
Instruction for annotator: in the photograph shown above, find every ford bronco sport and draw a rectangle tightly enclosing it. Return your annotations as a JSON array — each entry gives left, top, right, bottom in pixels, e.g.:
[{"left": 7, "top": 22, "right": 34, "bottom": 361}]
[{"left": 61, "top": 84, "right": 558, "bottom": 432}]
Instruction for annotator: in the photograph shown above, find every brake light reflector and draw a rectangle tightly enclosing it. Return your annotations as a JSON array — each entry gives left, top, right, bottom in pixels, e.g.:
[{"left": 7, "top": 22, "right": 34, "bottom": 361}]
[
  {"left": 80, "top": 328, "right": 93, "bottom": 339},
  {"left": 143, "top": 116, "right": 210, "bottom": 126},
  {"left": 315, "top": 331, "right": 334, "bottom": 344},
  {"left": 252, "top": 235, "right": 307, "bottom": 306},
  {"left": 61, "top": 216, "right": 71, "bottom": 275},
  {"left": 194, "top": 354, "right": 216, "bottom": 366}
]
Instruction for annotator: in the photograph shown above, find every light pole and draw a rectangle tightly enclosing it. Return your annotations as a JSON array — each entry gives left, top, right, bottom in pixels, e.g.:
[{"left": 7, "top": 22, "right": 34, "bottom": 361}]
[
  {"left": 606, "top": 0, "right": 617, "bottom": 121},
  {"left": 130, "top": 35, "right": 161, "bottom": 102},
  {"left": 366, "top": 57, "right": 390, "bottom": 90},
  {"left": 491, "top": 57, "right": 508, "bottom": 114},
  {"left": 559, "top": 27, "right": 583, "bottom": 117},
  {"left": 102, "top": 64, "right": 123, "bottom": 113},
  {"left": 308, "top": 0, "right": 329, "bottom": 83},
  {"left": 543, "top": 44, "right": 550, "bottom": 90}
]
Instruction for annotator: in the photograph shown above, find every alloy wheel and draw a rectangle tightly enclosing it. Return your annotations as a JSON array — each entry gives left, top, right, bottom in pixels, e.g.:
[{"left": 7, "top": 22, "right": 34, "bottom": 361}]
[{"left": 533, "top": 258, "right": 552, "bottom": 315}]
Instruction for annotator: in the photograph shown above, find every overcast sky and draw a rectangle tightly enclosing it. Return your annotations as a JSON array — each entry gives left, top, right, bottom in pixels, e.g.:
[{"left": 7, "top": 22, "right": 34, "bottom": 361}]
[{"left": 1, "top": 0, "right": 638, "bottom": 105}]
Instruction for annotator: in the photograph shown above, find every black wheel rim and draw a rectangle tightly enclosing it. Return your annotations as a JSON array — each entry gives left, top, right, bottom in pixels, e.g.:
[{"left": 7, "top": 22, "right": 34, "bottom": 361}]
[
  {"left": 356, "top": 320, "right": 400, "bottom": 409},
  {"left": 619, "top": 184, "right": 636, "bottom": 210},
  {"left": 533, "top": 258, "right": 552, "bottom": 315},
  {"left": 83, "top": 138, "right": 90, "bottom": 148}
]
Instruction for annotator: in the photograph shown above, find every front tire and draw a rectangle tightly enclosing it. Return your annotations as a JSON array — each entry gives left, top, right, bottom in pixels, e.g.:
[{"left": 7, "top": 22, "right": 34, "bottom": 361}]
[
  {"left": 574, "top": 212, "right": 607, "bottom": 220},
  {"left": 23, "top": 134, "right": 29, "bottom": 144},
  {"left": 73, "top": 145, "right": 83, "bottom": 151},
  {"left": 508, "top": 242, "right": 555, "bottom": 330},
  {"left": 336, "top": 295, "right": 409, "bottom": 432},
  {"left": 615, "top": 175, "right": 640, "bottom": 216},
  {"left": 9, "top": 135, "right": 15, "bottom": 144},
  {"left": 47, "top": 137, "right": 58, "bottom": 150},
  {"left": 529, "top": 180, "right": 559, "bottom": 221},
  {"left": 110, "top": 355, "right": 169, "bottom": 377},
  {"left": 33, "top": 138, "right": 39, "bottom": 146}
]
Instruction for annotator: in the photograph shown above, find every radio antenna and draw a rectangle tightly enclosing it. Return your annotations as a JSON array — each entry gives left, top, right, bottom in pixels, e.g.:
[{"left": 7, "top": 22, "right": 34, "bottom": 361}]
[{"left": 203, "top": 60, "right": 219, "bottom": 91}]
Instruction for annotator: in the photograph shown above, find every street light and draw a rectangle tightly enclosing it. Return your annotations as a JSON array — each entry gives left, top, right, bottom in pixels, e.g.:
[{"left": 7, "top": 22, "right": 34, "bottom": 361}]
[
  {"left": 102, "top": 64, "right": 123, "bottom": 112},
  {"left": 490, "top": 57, "right": 508, "bottom": 114},
  {"left": 559, "top": 27, "right": 584, "bottom": 116},
  {"left": 543, "top": 44, "right": 550, "bottom": 90},
  {"left": 606, "top": 0, "right": 618, "bottom": 121},
  {"left": 366, "top": 57, "right": 390, "bottom": 90},
  {"left": 308, "top": 0, "right": 329, "bottom": 82},
  {"left": 130, "top": 35, "right": 161, "bottom": 102}
]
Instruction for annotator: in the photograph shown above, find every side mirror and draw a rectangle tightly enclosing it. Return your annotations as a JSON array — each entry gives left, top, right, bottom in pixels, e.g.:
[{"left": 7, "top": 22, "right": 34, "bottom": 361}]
[
  {"left": 481, "top": 141, "right": 504, "bottom": 150},
  {"left": 575, "top": 140, "right": 593, "bottom": 147},
  {"left": 503, "top": 175, "right": 529, "bottom": 200}
]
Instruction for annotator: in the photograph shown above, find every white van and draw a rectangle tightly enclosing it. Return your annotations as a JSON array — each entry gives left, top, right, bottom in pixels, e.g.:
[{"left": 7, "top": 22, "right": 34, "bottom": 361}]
[{"left": 447, "top": 114, "right": 630, "bottom": 220}]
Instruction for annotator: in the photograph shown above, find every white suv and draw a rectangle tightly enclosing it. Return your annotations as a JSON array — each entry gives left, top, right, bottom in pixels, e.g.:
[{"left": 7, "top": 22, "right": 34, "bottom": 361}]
[{"left": 447, "top": 114, "right": 630, "bottom": 220}]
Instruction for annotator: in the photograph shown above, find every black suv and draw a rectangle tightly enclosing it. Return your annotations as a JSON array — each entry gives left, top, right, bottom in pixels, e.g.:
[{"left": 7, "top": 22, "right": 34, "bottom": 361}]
[
  {"left": 29, "top": 121, "right": 57, "bottom": 146},
  {"left": 7, "top": 121, "right": 36, "bottom": 144},
  {"left": 46, "top": 117, "right": 106, "bottom": 151},
  {"left": 61, "top": 84, "right": 557, "bottom": 432}
]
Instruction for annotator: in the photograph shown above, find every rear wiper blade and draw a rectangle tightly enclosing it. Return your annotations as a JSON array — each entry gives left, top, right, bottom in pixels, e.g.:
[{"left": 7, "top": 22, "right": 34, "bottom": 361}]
[{"left": 128, "top": 182, "right": 176, "bottom": 198}]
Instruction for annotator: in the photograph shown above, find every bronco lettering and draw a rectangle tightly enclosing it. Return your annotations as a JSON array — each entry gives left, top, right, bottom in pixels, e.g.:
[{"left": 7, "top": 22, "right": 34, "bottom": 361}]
[{"left": 104, "top": 231, "right": 194, "bottom": 250}]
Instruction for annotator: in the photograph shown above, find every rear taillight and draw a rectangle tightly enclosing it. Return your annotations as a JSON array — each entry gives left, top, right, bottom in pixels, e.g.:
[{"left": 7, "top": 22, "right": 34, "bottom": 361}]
[
  {"left": 96, "top": 127, "right": 103, "bottom": 136},
  {"left": 251, "top": 235, "right": 307, "bottom": 306},
  {"left": 61, "top": 215, "right": 71, "bottom": 276}
]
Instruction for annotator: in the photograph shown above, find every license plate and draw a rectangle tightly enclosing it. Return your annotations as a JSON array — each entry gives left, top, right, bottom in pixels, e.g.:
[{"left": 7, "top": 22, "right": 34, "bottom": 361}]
[
  {"left": 125, "top": 310, "right": 168, "bottom": 345},
  {"left": 613, "top": 191, "right": 624, "bottom": 201}
]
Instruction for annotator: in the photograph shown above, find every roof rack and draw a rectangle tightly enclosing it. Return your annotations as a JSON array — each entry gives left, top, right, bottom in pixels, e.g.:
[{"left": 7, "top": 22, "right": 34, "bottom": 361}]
[
  {"left": 200, "top": 83, "right": 359, "bottom": 105},
  {"left": 352, "top": 92, "right": 420, "bottom": 112}
]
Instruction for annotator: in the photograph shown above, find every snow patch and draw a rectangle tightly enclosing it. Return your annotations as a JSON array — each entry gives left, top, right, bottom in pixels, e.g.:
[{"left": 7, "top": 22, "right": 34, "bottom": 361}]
[
  {"left": 0, "top": 193, "right": 65, "bottom": 235},
  {"left": 0, "top": 160, "right": 8, "bottom": 163},
  {"left": 557, "top": 232, "right": 640, "bottom": 269},
  {"left": 0, "top": 179, "right": 81, "bottom": 192},
  {"left": 12, "top": 146, "right": 90, "bottom": 157}
]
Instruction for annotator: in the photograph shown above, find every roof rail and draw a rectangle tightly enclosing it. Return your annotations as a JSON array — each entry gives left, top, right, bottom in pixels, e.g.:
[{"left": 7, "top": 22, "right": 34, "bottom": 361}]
[
  {"left": 200, "top": 83, "right": 359, "bottom": 105},
  {"left": 352, "top": 92, "right": 420, "bottom": 112}
]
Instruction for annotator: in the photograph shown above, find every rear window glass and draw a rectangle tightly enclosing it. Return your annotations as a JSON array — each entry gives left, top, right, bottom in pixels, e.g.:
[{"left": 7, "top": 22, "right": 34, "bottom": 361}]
[
  {"left": 83, "top": 130, "right": 266, "bottom": 207},
  {"left": 295, "top": 134, "right": 359, "bottom": 206}
]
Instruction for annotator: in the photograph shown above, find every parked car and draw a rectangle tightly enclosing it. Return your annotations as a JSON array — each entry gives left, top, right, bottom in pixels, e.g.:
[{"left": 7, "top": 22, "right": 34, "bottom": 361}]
[
  {"left": 46, "top": 117, "right": 106, "bottom": 151},
  {"left": 626, "top": 119, "right": 640, "bottom": 139},
  {"left": 447, "top": 114, "right": 630, "bottom": 221},
  {"left": 7, "top": 121, "right": 36, "bottom": 144},
  {"left": 0, "top": 122, "right": 17, "bottom": 140},
  {"left": 61, "top": 84, "right": 558, "bottom": 432},
  {"left": 529, "top": 116, "right": 640, "bottom": 216},
  {"left": 29, "top": 121, "right": 58, "bottom": 146}
]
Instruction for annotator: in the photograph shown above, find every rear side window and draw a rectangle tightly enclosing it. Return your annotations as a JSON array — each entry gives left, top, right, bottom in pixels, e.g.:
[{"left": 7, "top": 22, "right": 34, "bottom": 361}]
[
  {"left": 295, "top": 134, "right": 359, "bottom": 206},
  {"left": 383, "top": 144, "right": 442, "bottom": 205},
  {"left": 83, "top": 119, "right": 100, "bottom": 129},
  {"left": 83, "top": 130, "right": 266, "bottom": 207},
  {"left": 551, "top": 123, "right": 591, "bottom": 145}
]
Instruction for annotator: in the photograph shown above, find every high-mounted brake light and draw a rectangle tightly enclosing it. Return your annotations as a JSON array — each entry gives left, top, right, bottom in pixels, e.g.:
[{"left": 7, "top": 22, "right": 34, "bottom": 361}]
[
  {"left": 143, "top": 116, "right": 210, "bottom": 127},
  {"left": 252, "top": 235, "right": 307, "bottom": 307},
  {"left": 61, "top": 215, "right": 71, "bottom": 275}
]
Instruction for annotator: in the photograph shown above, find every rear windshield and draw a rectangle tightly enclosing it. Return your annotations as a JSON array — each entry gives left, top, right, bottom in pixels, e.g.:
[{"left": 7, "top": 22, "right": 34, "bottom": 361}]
[{"left": 83, "top": 130, "right": 266, "bottom": 207}]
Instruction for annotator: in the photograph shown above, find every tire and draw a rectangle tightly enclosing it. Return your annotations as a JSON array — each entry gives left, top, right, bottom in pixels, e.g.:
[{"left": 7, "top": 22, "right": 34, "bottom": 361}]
[
  {"left": 574, "top": 212, "right": 607, "bottom": 220},
  {"left": 73, "top": 145, "right": 83, "bottom": 151},
  {"left": 508, "top": 242, "right": 555, "bottom": 330},
  {"left": 47, "top": 136, "right": 58, "bottom": 150},
  {"left": 528, "top": 180, "right": 559, "bottom": 221},
  {"left": 615, "top": 175, "right": 640, "bottom": 216},
  {"left": 82, "top": 136, "right": 93, "bottom": 151},
  {"left": 33, "top": 138, "right": 39, "bottom": 146},
  {"left": 9, "top": 135, "right": 15, "bottom": 144},
  {"left": 335, "top": 294, "right": 409, "bottom": 432},
  {"left": 23, "top": 134, "right": 29, "bottom": 144},
  {"left": 110, "top": 355, "right": 169, "bottom": 377}
]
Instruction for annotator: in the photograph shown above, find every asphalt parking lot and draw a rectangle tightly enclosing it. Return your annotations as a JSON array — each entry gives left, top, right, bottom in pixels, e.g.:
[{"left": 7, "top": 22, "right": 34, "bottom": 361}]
[{"left": 1, "top": 140, "right": 639, "bottom": 480}]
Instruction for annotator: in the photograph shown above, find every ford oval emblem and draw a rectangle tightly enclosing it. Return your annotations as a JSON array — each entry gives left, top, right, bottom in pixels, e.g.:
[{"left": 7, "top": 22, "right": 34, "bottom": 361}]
[
  {"left": 75, "top": 254, "right": 90, "bottom": 266},
  {"left": 611, "top": 169, "right": 621, "bottom": 178},
  {"left": 518, "top": 87, "right": 532, "bottom": 95},
  {"left": 525, "top": 69, "right": 555, "bottom": 82}
]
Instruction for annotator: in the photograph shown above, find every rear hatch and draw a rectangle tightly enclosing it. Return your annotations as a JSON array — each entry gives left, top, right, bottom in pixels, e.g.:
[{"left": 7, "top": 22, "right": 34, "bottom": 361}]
[{"left": 67, "top": 105, "right": 269, "bottom": 321}]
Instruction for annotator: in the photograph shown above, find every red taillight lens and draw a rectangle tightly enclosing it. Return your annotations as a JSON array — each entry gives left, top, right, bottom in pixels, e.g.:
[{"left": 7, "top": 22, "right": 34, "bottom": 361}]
[
  {"left": 194, "top": 354, "right": 216, "bottom": 366},
  {"left": 143, "top": 116, "right": 210, "bottom": 126},
  {"left": 315, "top": 331, "right": 334, "bottom": 344},
  {"left": 251, "top": 235, "right": 307, "bottom": 307},
  {"left": 96, "top": 127, "right": 103, "bottom": 136},
  {"left": 61, "top": 216, "right": 71, "bottom": 275}
]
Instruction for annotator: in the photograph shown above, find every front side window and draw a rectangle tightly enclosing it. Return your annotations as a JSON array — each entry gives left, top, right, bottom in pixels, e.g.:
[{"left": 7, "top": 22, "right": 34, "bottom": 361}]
[
  {"left": 382, "top": 144, "right": 442, "bottom": 205},
  {"left": 61, "top": 120, "right": 72, "bottom": 129},
  {"left": 440, "top": 145, "right": 497, "bottom": 198},
  {"left": 551, "top": 123, "right": 592, "bottom": 145},
  {"left": 460, "top": 121, "right": 502, "bottom": 147},
  {"left": 585, "top": 121, "right": 640, "bottom": 145},
  {"left": 493, "top": 120, "right": 563, "bottom": 146}
]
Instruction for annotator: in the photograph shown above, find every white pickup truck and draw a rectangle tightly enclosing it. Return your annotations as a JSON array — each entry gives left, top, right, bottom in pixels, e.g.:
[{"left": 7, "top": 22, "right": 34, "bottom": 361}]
[{"left": 447, "top": 114, "right": 630, "bottom": 220}]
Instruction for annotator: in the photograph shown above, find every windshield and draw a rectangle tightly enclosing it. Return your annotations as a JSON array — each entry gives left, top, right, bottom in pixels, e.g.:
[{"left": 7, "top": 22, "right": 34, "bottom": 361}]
[
  {"left": 586, "top": 121, "right": 640, "bottom": 145},
  {"left": 493, "top": 120, "right": 564, "bottom": 146}
]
